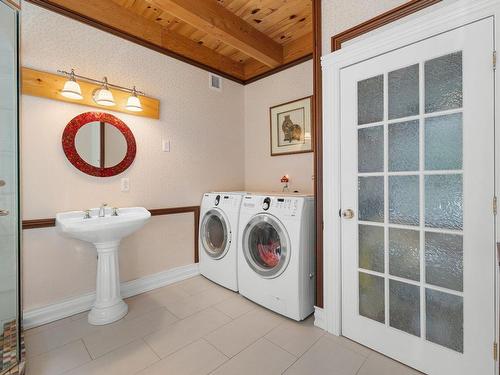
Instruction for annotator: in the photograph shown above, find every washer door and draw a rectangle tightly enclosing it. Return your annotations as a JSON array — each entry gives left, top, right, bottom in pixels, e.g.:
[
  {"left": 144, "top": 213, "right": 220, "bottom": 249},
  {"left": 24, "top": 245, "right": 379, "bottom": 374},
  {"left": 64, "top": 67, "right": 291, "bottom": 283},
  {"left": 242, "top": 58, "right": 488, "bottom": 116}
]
[
  {"left": 201, "top": 208, "right": 231, "bottom": 259},
  {"left": 242, "top": 214, "right": 291, "bottom": 278}
]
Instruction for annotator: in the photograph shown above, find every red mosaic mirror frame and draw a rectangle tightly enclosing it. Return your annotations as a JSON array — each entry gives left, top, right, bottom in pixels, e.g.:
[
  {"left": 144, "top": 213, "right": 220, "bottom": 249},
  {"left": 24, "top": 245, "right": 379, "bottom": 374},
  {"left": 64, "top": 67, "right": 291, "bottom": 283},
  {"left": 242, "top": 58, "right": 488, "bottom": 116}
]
[{"left": 62, "top": 112, "right": 137, "bottom": 177}]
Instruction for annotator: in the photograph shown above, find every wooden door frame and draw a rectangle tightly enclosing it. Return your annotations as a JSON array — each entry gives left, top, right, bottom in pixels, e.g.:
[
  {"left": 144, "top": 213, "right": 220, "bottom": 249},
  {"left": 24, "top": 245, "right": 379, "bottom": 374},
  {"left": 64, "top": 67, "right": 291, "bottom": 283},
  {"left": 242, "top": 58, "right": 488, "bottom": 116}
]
[{"left": 313, "top": 0, "right": 441, "bottom": 309}]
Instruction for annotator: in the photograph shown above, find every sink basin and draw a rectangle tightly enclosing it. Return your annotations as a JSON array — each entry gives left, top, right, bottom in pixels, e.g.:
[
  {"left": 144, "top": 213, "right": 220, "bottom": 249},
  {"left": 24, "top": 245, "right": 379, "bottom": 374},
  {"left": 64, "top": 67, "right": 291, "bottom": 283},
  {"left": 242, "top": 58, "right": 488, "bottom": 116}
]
[
  {"left": 56, "top": 207, "right": 151, "bottom": 325},
  {"left": 56, "top": 207, "right": 151, "bottom": 243}
]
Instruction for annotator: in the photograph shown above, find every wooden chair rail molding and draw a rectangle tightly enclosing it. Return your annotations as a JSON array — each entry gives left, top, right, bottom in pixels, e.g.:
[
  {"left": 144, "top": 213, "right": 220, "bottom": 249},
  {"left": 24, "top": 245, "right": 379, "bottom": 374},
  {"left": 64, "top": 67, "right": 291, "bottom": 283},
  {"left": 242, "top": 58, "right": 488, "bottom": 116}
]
[
  {"left": 22, "top": 205, "right": 201, "bottom": 263},
  {"left": 21, "top": 67, "right": 161, "bottom": 120}
]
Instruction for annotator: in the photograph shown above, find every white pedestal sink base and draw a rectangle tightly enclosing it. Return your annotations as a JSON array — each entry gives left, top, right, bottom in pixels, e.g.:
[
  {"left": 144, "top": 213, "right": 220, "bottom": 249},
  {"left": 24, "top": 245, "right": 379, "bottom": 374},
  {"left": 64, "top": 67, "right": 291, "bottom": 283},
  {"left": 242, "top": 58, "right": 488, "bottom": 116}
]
[{"left": 88, "top": 241, "right": 128, "bottom": 325}]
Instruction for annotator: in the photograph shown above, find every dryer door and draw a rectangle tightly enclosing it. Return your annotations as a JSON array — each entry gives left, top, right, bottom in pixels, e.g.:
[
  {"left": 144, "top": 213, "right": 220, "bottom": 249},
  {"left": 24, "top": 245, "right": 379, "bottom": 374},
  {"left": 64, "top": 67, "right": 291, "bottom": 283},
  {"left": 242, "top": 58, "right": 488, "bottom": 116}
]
[
  {"left": 200, "top": 208, "right": 231, "bottom": 259},
  {"left": 242, "top": 214, "right": 291, "bottom": 278}
]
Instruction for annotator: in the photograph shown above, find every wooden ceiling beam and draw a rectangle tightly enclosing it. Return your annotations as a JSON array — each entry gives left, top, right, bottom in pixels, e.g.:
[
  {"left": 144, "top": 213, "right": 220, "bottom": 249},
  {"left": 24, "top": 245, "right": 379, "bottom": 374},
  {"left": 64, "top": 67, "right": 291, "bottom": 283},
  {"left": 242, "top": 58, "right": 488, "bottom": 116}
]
[
  {"left": 29, "top": 0, "right": 245, "bottom": 81},
  {"left": 244, "top": 32, "right": 313, "bottom": 80},
  {"left": 148, "top": 0, "right": 284, "bottom": 68}
]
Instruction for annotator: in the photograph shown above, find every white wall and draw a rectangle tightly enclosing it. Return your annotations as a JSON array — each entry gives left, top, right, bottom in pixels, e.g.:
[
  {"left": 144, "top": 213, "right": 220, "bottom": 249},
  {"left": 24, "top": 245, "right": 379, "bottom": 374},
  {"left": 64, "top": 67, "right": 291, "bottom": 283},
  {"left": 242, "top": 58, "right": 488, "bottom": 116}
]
[
  {"left": 244, "top": 61, "right": 314, "bottom": 194},
  {"left": 21, "top": 2, "right": 245, "bottom": 310},
  {"left": 321, "top": 0, "right": 407, "bottom": 55}
]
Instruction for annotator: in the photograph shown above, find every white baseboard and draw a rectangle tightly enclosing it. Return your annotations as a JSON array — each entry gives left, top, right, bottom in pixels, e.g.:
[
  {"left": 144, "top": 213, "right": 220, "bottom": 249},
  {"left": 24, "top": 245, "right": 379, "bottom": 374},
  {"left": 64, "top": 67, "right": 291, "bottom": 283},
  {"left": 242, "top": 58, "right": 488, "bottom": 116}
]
[
  {"left": 23, "top": 263, "right": 200, "bottom": 329},
  {"left": 314, "top": 306, "right": 326, "bottom": 330}
]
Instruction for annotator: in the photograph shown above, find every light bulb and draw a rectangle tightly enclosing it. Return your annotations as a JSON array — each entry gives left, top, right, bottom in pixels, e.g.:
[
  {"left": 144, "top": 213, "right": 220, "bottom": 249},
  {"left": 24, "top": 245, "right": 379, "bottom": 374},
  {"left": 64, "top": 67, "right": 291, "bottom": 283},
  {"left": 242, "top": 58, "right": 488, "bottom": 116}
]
[
  {"left": 60, "top": 69, "right": 82, "bottom": 100},
  {"left": 93, "top": 77, "right": 115, "bottom": 106},
  {"left": 125, "top": 87, "right": 143, "bottom": 112}
]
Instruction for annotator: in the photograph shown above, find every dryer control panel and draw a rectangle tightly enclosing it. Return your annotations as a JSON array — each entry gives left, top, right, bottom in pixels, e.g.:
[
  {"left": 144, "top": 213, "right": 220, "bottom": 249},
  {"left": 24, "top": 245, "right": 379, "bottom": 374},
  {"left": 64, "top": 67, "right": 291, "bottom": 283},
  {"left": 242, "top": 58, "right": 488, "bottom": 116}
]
[
  {"left": 243, "top": 195, "right": 302, "bottom": 217},
  {"left": 204, "top": 193, "right": 242, "bottom": 210}
]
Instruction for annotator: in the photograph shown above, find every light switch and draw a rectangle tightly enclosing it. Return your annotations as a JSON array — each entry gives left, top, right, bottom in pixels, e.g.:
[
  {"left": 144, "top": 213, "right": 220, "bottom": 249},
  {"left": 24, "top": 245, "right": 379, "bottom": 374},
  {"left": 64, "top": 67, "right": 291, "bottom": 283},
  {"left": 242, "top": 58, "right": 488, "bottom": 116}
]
[
  {"left": 121, "top": 178, "right": 130, "bottom": 192},
  {"left": 162, "top": 140, "right": 171, "bottom": 152}
]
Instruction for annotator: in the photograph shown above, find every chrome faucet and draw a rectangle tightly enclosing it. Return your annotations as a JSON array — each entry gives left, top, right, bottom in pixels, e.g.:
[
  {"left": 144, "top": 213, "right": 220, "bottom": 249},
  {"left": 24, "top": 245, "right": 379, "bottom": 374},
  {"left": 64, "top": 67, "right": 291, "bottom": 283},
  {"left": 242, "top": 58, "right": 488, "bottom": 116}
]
[{"left": 99, "top": 203, "right": 108, "bottom": 217}]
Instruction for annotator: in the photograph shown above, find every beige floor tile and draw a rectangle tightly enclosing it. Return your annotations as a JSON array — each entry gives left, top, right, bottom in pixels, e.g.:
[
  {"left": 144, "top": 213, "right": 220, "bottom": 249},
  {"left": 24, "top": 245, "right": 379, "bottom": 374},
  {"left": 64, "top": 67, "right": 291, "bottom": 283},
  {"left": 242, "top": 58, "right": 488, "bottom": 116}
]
[
  {"left": 25, "top": 316, "right": 74, "bottom": 338},
  {"left": 83, "top": 308, "right": 178, "bottom": 359},
  {"left": 357, "top": 352, "right": 423, "bottom": 375},
  {"left": 325, "top": 334, "right": 374, "bottom": 358},
  {"left": 137, "top": 339, "right": 227, "bottom": 375},
  {"left": 64, "top": 339, "right": 158, "bottom": 375},
  {"left": 123, "top": 293, "right": 166, "bottom": 321},
  {"left": 146, "top": 283, "right": 192, "bottom": 305},
  {"left": 284, "top": 336, "right": 366, "bottom": 375},
  {"left": 70, "top": 311, "right": 89, "bottom": 321},
  {"left": 213, "top": 295, "right": 258, "bottom": 319},
  {"left": 144, "top": 307, "right": 231, "bottom": 358},
  {"left": 25, "top": 316, "right": 104, "bottom": 357},
  {"left": 211, "top": 338, "right": 296, "bottom": 375},
  {"left": 174, "top": 276, "right": 216, "bottom": 295},
  {"left": 163, "top": 285, "right": 235, "bottom": 319},
  {"left": 25, "top": 340, "right": 91, "bottom": 375},
  {"left": 265, "top": 316, "right": 324, "bottom": 356},
  {"left": 204, "top": 307, "right": 286, "bottom": 358}
]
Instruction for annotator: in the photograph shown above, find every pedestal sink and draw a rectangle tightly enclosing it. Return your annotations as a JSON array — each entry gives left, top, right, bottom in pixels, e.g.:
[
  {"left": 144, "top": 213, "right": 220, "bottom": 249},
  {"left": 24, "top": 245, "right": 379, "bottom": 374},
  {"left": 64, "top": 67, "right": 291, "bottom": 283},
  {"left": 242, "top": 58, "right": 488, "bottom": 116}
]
[{"left": 56, "top": 207, "right": 151, "bottom": 325}]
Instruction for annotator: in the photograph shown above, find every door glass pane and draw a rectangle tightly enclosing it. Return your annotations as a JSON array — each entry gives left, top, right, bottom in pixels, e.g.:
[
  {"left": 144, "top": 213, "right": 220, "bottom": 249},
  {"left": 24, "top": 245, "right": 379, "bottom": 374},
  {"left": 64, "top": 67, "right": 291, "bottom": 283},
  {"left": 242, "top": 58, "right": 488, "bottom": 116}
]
[
  {"left": 358, "top": 75, "right": 384, "bottom": 125},
  {"left": 359, "top": 224, "right": 384, "bottom": 273},
  {"left": 389, "top": 64, "right": 419, "bottom": 119},
  {"left": 388, "top": 120, "right": 419, "bottom": 172},
  {"left": 358, "top": 126, "right": 383, "bottom": 173},
  {"left": 425, "top": 232, "right": 463, "bottom": 292},
  {"left": 424, "top": 51, "right": 463, "bottom": 113},
  {"left": 359, "top": 176, "right": 384, "bottom": 222},
  {"left": 425, "top": 174, "right": 463, "bottom": 230},
  {"left": 426, "top": 289, "right": 463, "bottom": 353},
  {"left": 359, "top": 272, "right": 385, "bottom": 323},
  {"left": 389, "top": 175, "right": 419, "bottom": 226},
  {"left": 425, "top": 113, "right": 463, "bottom": 170},
  {"left": 389, "top": 280, "right": 420, "bottom": 337},
  {"left": 425, "top": 52, "right": 463, "bottom": 113},
  {"left": 389, "top": 228, "right": 420, "bottom": 281}
]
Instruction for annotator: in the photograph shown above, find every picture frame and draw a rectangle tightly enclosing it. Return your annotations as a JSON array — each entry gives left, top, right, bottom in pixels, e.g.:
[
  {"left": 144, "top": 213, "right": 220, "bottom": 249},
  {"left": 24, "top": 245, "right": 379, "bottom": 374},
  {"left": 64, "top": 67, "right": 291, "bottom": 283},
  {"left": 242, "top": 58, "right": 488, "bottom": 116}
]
[{"left": 269, "top": 96, "right": 313, "bottom": 156}]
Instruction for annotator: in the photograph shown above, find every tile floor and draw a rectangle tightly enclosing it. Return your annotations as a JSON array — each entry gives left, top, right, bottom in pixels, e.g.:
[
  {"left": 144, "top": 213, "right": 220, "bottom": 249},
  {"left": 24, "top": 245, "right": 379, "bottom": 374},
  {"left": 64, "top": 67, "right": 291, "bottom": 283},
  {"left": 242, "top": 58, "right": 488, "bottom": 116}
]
[{"left": 25, "top": 275, "right": 422, "bottom": 375}]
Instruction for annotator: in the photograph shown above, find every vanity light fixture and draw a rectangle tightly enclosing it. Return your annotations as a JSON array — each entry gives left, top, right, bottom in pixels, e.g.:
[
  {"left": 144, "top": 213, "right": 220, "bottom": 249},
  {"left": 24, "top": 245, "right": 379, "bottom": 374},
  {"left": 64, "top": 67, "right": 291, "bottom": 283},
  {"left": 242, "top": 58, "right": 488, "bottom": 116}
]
[
  {"left": 60, "top": 69, "right": 83, "bottom": 100},
  {"left": 93, "top": 77, "right": 115, "bottom": 107},
  {"left": 125, "top": 86, "right": 143, "bottom": 112},
  {"left": 57, "top": 69, "right": 145, "bottom": 111}
]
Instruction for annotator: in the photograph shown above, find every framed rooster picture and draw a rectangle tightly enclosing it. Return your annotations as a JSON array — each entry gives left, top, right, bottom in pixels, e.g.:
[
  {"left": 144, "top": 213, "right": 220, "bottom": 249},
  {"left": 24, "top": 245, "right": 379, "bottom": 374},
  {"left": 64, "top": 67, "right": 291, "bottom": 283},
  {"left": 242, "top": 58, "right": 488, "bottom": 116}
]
[{"left": 269, "top": 96, "right": 313, "bottom": 156}]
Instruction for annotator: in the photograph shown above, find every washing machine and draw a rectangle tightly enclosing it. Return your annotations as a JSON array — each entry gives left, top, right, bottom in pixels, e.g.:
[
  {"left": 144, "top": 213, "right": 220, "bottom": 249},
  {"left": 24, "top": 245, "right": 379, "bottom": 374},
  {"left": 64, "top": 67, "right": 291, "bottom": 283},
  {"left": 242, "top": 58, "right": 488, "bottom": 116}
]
[
  {"left": 237, "top": 194, "right": 315, "bottom": 320},
  {"left": 199, "top": 192, "right": 246, "bottom": 291}
]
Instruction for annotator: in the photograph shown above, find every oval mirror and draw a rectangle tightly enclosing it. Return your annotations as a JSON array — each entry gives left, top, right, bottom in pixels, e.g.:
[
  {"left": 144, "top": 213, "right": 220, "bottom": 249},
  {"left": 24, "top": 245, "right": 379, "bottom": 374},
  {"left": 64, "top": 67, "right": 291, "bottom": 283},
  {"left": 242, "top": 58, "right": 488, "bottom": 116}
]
[{"left": 62, "top": 112, "right": 136, "bottom": 177}]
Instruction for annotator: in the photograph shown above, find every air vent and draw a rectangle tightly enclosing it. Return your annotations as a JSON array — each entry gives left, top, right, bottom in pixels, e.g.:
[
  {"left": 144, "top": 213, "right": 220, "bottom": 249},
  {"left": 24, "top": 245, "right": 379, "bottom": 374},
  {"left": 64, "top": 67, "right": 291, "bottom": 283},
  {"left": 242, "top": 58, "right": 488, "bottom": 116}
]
[{"left": 209, "top": 73, "right": 222, "bottom": 92}]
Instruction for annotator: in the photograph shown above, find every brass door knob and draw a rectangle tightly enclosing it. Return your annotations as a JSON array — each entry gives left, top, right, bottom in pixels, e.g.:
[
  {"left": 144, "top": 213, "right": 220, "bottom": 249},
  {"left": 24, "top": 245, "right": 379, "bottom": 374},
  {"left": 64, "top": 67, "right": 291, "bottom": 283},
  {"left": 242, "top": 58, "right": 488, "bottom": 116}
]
[
  {"left": 0, "top": 180, "right": 5, "bottom": 187},
  {"left": 342, "top": 209, "right": 355, "bottom": 219}
]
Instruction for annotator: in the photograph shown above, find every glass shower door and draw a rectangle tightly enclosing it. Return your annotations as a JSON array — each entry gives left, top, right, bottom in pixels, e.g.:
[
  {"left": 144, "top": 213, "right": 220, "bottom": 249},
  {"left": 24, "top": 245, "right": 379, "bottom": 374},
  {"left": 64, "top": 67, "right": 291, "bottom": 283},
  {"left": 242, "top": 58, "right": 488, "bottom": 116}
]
[{"left": 0, "top": 0, "right": 19, "bottom": 373}]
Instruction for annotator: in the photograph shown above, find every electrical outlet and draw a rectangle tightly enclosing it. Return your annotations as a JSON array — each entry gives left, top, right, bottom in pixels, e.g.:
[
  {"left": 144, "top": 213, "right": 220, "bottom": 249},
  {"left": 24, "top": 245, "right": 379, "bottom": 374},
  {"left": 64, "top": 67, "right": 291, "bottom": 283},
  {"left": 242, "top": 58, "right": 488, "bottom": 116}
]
[
  {"left": 162, "top": 140, "right": 170, "bottom": 152},
  {"left": 121, "top": 178, "right": 130, "bottom": 192}
]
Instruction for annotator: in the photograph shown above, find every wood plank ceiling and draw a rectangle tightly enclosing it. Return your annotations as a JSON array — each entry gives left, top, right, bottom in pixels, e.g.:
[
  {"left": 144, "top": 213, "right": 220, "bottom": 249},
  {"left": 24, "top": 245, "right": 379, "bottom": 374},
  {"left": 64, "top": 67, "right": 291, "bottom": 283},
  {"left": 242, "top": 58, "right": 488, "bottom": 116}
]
[{"left": 29, "top": 0, "right": 313, "bottom": 84}]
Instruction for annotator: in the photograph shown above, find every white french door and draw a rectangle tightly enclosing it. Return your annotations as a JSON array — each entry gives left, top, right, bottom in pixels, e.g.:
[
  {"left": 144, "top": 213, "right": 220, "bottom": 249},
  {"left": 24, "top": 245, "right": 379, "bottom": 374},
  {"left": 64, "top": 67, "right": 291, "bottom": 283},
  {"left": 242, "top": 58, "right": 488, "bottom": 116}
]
[{"left": 340, "top": 18, "right": 495, "bottom": 374}]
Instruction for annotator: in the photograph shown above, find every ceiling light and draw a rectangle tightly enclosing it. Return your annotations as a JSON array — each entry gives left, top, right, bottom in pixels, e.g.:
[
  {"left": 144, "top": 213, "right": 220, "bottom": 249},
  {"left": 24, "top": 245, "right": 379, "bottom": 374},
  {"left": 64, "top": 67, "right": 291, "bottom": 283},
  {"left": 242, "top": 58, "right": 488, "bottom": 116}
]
[
  {"left": 60, "top": 69, "right": 83, "bottom": 100},
  {"left": 93, "top": 77, "right": 115, "bottom": 107},
  {"left": 125, "top": 86, "right": 143, "bottom": 112}
]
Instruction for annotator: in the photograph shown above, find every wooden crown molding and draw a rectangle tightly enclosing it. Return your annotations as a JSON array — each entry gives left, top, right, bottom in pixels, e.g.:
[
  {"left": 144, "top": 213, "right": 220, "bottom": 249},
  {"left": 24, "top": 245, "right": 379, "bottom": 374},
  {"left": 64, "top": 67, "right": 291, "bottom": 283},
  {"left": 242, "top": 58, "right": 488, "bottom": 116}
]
[
  {"left": 26, "top": 0, "right": 246, "bottom": 83},
  {"left": 331, "top": 0, "right": 442, "bottom": 52},
  {"left": 25, "top": 0, "right": 313, "bottom": 84}
]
